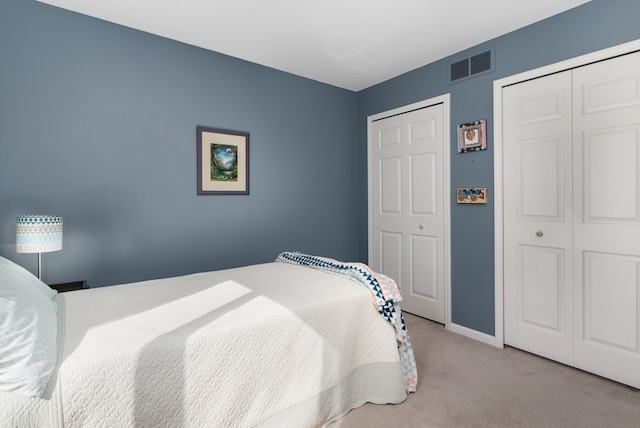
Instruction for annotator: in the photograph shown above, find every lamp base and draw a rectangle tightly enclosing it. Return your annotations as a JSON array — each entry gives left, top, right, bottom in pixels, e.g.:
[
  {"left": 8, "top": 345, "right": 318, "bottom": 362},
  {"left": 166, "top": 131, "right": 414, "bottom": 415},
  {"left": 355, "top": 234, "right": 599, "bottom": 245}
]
[{"left": 37, "top": 252, "right": 42, "bottom": 280}]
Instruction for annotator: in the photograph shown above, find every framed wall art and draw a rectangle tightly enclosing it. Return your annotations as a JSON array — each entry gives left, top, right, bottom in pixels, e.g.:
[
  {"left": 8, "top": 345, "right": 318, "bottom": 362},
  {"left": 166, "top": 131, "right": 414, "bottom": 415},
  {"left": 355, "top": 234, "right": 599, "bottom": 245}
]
[
  {"left": 456, "top": 187, "right": 487, "bottom": 204},
  {"left": 457, "top": 120, "right": 487, "bottom": 153},
  {"left": 197, "top": 126, "right": 249, "bottom": 195}
]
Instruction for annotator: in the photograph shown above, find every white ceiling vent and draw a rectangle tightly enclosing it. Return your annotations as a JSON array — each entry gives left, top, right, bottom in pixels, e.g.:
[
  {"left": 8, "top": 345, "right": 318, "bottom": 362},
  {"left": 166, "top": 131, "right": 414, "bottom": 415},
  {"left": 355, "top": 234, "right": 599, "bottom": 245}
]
[{"left": 449, "top": 48, "right": 494, "bottom": 84}]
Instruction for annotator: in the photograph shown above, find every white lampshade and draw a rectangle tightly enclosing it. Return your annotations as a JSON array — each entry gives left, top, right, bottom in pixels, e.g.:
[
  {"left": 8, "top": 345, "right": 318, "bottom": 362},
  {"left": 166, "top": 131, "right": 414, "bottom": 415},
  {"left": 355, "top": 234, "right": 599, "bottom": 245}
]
[{"left": 16, "top": 215, "right": 63, "bottom": 253}]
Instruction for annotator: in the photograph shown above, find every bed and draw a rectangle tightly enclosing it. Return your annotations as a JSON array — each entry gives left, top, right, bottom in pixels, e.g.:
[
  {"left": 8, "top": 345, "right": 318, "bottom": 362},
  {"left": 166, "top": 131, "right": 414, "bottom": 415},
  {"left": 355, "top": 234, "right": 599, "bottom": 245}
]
[{"left": 0, "top": 252, "right": 416, "bottom": 427}]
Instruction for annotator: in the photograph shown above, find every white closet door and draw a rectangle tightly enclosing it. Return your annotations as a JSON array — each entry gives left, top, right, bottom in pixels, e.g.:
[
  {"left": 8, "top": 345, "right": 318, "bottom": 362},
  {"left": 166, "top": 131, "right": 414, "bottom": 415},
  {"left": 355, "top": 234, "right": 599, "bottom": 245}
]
[
  {"left": 503, "top": 71, "right": 574, "bottom": 365},
  {"left": 504, "top": 50, "right": 640, "bottom": 389},
  {"left": 572, "top": 51, "right": 640, "bottom": 387},
  {"left": 370, "top": 103, "right": 446, "bottom": 322}
]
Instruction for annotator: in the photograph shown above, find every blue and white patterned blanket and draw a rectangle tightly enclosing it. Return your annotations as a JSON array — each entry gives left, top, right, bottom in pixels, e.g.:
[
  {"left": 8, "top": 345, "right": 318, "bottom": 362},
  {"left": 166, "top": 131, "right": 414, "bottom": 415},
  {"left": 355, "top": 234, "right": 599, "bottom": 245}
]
[{"left": 275, "top": 251, "right": 418, "bottom": 393}]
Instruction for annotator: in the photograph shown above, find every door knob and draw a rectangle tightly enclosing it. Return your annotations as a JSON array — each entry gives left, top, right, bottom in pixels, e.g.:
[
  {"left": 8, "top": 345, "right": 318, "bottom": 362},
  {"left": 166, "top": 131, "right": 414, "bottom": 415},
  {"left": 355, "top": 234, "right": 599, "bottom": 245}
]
[
  {"left": 419, "top": 224, "right": 425, "bottom": 229},
  {"left": 536, "top": 231, "right": 543, "bottom": 237}
]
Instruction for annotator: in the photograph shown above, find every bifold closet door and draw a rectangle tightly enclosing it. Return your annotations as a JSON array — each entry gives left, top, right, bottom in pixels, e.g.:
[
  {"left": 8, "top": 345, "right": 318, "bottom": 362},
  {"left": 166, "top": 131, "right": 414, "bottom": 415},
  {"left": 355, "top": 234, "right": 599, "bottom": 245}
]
[
  {"left": 370, "top": 104, "right": 446, "bottom": 323},
  {"left": 504, "top": 50, "right": 640, "bottom": 388}
]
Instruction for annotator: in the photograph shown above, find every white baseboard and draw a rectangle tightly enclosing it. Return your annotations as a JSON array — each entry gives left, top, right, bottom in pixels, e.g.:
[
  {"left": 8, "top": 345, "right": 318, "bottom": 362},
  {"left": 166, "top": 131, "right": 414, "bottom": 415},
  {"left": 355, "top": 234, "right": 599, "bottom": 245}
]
[{"left": 448, "top": 322, "right": 502, "bottom": 348}]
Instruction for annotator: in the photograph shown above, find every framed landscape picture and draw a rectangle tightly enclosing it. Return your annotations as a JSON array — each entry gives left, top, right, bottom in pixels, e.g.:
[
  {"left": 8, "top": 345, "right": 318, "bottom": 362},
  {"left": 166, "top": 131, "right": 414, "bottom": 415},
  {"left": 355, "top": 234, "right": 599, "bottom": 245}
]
[{"left": 197, "top": 126, "right": 249, "bottom": 195}]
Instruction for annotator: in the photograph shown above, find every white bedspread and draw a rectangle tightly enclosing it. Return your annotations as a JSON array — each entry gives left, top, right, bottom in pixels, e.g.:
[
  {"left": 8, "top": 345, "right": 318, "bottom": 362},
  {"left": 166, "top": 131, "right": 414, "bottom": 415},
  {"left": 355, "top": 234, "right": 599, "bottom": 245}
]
[{"left": 1, "top": 262, "right": 407, "bottom": 427}]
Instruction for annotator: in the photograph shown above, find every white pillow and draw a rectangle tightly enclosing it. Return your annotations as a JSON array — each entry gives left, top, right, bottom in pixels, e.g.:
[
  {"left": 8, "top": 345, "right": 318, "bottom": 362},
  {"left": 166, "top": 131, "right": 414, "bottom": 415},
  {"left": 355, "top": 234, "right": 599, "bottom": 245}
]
[{"left": 0, "top": 256, "right": 58, "bottom": 397}]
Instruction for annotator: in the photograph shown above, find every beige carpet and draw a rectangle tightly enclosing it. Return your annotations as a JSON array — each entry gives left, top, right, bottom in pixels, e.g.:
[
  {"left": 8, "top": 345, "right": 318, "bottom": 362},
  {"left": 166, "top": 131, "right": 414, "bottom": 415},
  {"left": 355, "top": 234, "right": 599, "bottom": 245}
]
[{"left": 331, "top": 313, "right": 640, "bottom": 427}]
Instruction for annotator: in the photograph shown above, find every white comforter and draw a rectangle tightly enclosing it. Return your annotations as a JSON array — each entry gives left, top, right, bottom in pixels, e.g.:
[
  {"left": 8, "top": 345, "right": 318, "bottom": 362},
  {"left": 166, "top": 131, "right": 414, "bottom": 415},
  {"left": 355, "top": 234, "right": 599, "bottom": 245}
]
[{"left": 1, "top": 262, "right": 407, "bottom": 427}]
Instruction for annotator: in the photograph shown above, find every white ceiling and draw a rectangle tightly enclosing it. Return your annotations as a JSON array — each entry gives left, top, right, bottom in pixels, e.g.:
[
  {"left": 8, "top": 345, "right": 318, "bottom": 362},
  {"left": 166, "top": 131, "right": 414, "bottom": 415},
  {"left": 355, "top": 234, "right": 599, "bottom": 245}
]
[{"left": 37, "top": 0, "right": 590, "bottom": 91}]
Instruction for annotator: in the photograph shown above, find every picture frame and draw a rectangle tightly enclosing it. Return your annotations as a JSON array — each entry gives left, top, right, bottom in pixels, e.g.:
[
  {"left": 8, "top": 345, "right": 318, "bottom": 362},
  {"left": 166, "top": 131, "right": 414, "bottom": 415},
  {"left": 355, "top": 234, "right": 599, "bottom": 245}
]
[
  {"left": 456, "top": 187, "right": 488, "bottom": 204},
  {"left": 457, "top": 120, "right": 487, "bottom": 153},
  {"left": 197, "top": 126, "right": 249, "bottom": 195}
]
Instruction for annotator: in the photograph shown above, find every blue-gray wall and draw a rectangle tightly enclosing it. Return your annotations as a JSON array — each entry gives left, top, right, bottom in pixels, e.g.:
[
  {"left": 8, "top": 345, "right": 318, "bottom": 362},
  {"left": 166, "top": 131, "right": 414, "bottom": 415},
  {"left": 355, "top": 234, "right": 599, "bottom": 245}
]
[
  {"left": 2, "top": 0, "right": 640, "bottom": 336},
  {"left": 0, "top": 0, "right": 359, "bottom": 286},
  {"left": 357, "top": 0, "right": 640, "bottom": 335}
]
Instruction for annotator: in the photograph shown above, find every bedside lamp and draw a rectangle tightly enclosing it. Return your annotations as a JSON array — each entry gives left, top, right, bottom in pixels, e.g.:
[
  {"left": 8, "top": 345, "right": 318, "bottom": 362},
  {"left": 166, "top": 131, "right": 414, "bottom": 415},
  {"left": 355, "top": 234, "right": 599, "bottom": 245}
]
[{"left": 16, "top": 215, "right": 63, "bottom": 280}]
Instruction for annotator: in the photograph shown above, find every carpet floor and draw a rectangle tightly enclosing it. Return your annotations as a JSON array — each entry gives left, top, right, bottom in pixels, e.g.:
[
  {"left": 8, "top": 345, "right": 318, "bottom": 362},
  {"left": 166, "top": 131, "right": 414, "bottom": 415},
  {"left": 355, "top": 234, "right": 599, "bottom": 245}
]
[{"left": 331, "top": 313, "right": 640, "bottom": 427}]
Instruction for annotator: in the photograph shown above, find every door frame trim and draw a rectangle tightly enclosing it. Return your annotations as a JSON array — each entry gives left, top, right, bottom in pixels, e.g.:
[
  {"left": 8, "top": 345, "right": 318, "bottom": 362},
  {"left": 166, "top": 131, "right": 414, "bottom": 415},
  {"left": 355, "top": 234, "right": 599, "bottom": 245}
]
[
  {"left": 367, "top": 93, "right": 452, "bottom": 329},
  {"left": 493, "top": 39, "right": 640, "bottom": 348}
]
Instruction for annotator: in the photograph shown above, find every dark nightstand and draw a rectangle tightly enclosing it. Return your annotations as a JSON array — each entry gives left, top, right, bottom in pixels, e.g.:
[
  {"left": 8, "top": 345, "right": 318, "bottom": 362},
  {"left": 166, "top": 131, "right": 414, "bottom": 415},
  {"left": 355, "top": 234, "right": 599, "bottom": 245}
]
[{"left": 49, "top": 280, "right": 89, "bottom": 292}]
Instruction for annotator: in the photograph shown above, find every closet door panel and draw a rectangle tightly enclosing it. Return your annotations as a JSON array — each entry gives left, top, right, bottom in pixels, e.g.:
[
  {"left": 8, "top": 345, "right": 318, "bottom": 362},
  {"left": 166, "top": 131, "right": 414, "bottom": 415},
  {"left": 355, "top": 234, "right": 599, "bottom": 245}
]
[
  {"left": 503, "top": 71, "right": 574, "bottom": 365},
  {"left": 573, "top": 51, "right": 640, "bottom": 388}
]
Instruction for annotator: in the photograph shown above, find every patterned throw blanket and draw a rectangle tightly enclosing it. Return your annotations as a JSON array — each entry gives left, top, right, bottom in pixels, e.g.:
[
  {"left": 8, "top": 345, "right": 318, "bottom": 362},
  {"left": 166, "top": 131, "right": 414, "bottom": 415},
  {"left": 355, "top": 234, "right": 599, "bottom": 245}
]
[{"left": 275, "top": 251, "right": 418, "bottom": 393}]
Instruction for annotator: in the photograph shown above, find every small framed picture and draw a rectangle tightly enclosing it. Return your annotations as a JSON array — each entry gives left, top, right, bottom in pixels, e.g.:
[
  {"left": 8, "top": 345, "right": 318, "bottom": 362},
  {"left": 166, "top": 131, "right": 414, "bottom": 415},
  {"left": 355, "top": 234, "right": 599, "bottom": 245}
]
[
  {"left": 197, "top": 126, "right": 249, "bottom": 195},
  {"left": 457, "top": 120, "right": 487, "bottom": 153},
  {"left": 456, "top": 187, "right": 488, "bottom": 204}
]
